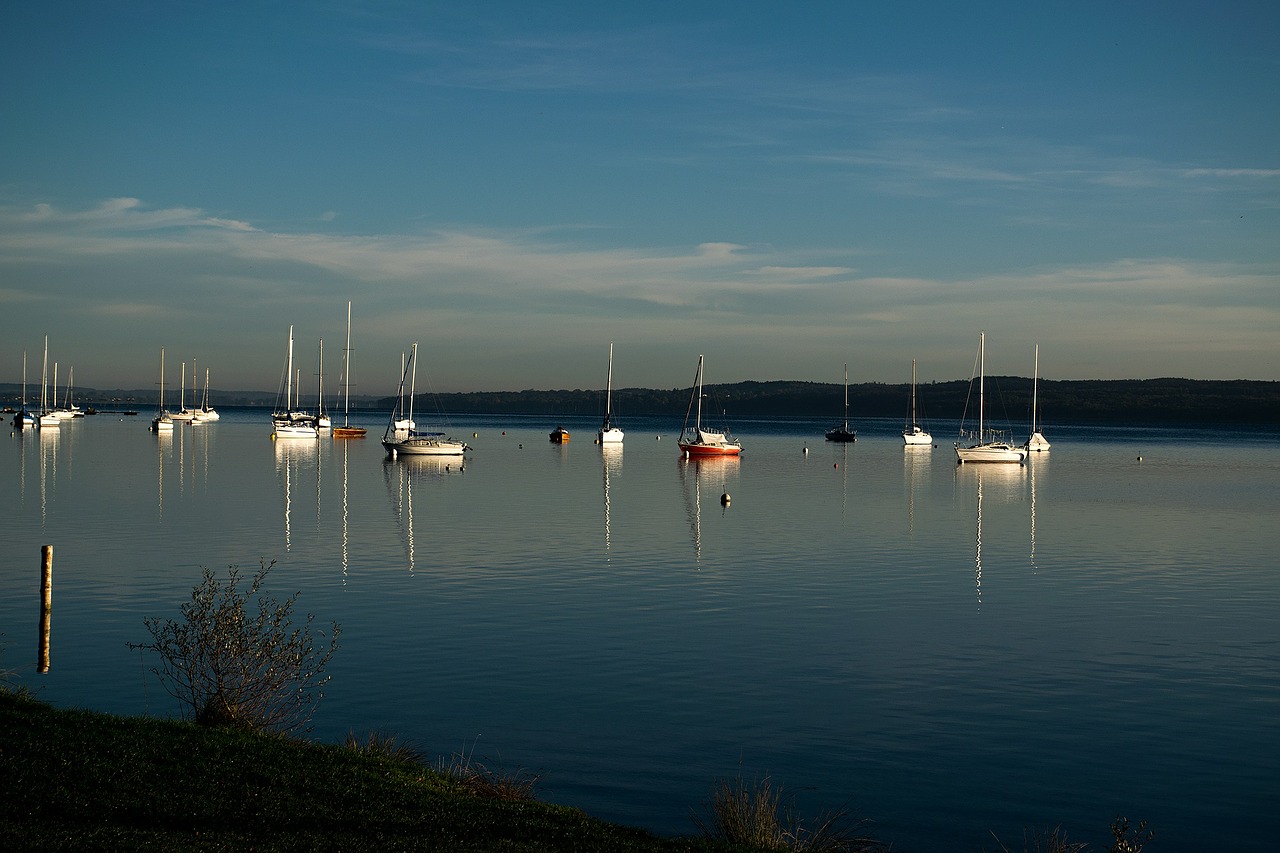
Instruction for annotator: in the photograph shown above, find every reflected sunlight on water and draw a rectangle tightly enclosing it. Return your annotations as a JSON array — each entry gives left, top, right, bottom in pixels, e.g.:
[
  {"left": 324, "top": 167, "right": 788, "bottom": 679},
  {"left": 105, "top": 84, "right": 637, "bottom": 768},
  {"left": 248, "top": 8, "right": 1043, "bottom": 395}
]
[{"left": 2, "top": 411, "right": 1278, "bottom": 851}]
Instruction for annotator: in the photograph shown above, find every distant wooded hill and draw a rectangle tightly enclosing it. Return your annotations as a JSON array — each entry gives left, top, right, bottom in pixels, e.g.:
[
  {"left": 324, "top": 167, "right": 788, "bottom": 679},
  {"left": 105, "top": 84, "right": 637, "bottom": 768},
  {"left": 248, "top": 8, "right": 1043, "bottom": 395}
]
[
  {"left": 5, "top": 378, "right": 1277, "bottom": 424},
  {"left": 384, "top": 377, "right": 1280, "bottom": 424}
]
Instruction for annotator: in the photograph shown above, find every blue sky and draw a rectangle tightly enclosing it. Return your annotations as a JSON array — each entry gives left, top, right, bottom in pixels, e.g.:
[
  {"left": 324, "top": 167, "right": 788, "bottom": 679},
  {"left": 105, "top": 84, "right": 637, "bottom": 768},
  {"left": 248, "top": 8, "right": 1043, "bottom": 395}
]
[{"left": 3, "top": 1, "right": 1277, "bottom": 395}]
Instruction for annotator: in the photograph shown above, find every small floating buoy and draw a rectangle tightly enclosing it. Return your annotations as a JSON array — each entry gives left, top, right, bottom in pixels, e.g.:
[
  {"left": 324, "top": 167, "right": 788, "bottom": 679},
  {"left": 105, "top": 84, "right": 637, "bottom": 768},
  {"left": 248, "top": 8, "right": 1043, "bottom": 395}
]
[
  {"left": 473, "top": 432, "right": 478, "bottom": 437},
  {"left": 1137, "top": 456, "right": 1143, "bottom": 462},
  {"left": 518, "top": 443, "right": 523, "bottom": 449},
  {"left": 502, "top": 431, "right": 506, "bottom": 436},
  {"left": 802, "top": 446, "right": 809, "bottom": 454},
  {"left": 720, "top": 491, "right": 730, "bottom": 506},
  {"left": 656, "top": 435, "right": 661, "bottom": 441},
  {"left": 833, "top": 462, "right": 839, "bottom": 468}
]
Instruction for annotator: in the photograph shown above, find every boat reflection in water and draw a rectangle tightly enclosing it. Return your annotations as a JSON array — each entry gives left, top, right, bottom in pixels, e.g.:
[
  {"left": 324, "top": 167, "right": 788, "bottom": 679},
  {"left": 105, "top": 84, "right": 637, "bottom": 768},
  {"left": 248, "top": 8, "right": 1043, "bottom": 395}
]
[
  {"left": 274, "top": 437, "right": 320, "bottom": 553},
  {"left": 903, "top": 442, "right": 932, "bottom": 532},
  {"left": 384, "top": 455, "right": 464, "bottom": 573},
  {"left": 600, "top": 444, "right": 622, "bottom": 557},
  {"left": 956, "top": 462, "right": 1026, "bottom": 607},
  {"left": 677, "top": 455, "right": 739, "bottom": 565}
]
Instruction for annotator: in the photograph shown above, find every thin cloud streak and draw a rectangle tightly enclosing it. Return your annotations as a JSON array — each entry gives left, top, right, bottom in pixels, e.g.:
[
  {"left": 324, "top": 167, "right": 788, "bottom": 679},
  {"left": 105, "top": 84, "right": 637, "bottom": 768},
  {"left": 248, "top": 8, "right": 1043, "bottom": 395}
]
[{"left": 1, "top": 198, "right": 1274, "bottom": 392}]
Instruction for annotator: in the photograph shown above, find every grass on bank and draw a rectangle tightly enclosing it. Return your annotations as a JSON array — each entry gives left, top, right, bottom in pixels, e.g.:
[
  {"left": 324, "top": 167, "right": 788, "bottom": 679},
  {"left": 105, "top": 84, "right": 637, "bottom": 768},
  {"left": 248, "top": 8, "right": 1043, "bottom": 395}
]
[{"left": 0, "top": 690, "right": 737, "bottom": 852}]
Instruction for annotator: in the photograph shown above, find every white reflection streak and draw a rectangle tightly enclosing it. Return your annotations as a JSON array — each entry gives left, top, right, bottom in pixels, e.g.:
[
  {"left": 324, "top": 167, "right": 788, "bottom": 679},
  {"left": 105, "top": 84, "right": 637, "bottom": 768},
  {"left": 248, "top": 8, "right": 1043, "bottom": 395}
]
[
  {"left": 1029, "top": 459, "right": 1037, "bottom": 570},
  {"left": 601, "top": 446, "right": 622, "bottom": 558},
  {"left": 975, "top": 471, "right": 983, "bottom": 608},
  {"left": 341, "top": 441, "right": 349, "bottom": 581}
]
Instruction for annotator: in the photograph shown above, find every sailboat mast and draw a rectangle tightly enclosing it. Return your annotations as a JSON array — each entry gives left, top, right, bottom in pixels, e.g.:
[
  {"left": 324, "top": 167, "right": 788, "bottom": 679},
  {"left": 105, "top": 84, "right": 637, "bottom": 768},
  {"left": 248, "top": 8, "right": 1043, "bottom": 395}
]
[
  {"left": 978, "top": 331, "right": 986, "bottom": 440},
  {"left": 695, "top": 355, "right": 704, "bottom": 430},
  {"left": 318, "top": 339, "right": 325, "bottom": 416},
  {"left": 286, "top": 326, "right": 294, "bottom": 412},
  {"left": 41, "top": 336, "right": 48, "bottom": 412},
  {"left": 843, "top": 363, "right": 849, "bottom": 430},
  {"left": 1032, "top": 344, "right": 1040, "bottom": 433},
  {"left": 408, "top": 343, "right": 417, "bottom": 426},
  {"left": 605, "top": 340, "right": 614, "bottom": 425},
  {"left": 343, "top": 301, "right": 353, "bottom": 424},
  {"left": 910, "top": 359, "right": 918, "bottom": 425}
]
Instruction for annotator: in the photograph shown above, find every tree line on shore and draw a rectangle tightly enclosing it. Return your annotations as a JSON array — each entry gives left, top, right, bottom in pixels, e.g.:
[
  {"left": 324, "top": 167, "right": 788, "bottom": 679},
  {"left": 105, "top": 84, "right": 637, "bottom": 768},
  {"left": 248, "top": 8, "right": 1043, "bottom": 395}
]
[{"left": 6, "top": 377, "right": 1277, "bottom": 424}]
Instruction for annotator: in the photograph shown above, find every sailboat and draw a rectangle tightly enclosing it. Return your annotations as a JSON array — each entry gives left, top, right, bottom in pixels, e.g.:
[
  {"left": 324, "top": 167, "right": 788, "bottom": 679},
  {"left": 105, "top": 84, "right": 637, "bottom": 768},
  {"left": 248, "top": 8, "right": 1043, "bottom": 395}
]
[
  {"left": 332, "top": 302, "right": 367, "bottom": 438},
  {"left": 903, "top": 358, "right": 932, "bottom": 446},
  {"left": 13, "top": 352, "right": 36, "bottom": 429},
  {"left": 38, "top": 337, "right": 60, "bottom": 429},
  {"left": 171, "top": 360, "right": 195, "bottom": 421},
  {"left": 825, "top": 363, "right": 857, "bottom": 442},
  {"left": 272, "top": 326, "right": 319, "bottom": 439},
  {"left": 955, "top": 332, "right": 1027, "bottom": 464},
  {"left": 597, "top": 341, "right": 624, "bottom": 444},
  {"left": 316, "top": 339, "right": 332, "bottom": 431},
  {"left": 678, "top": 355, "right": 741, "bottom": 458},
  {"left": 150, "top": 348, "right": 174, "bottom": 432},
  {"left": 197, "top": 367, "right": 220, "bottom": 421},
  {"left": 1025, "top": 344, "right": 1051, "bottom": 452},
  {"left": 382, "top": 343, "right": 469, "bottom": 458},
  {"left": 391, "top": 351, "right": 415, "bottom": 435}
]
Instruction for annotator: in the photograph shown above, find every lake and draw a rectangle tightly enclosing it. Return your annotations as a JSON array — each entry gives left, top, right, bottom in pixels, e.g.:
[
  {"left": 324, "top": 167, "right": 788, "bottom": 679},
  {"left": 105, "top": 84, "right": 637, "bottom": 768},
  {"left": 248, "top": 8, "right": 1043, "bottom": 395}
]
[{"left": 3, "top": 409, "right": 1278, "bottom": 851}]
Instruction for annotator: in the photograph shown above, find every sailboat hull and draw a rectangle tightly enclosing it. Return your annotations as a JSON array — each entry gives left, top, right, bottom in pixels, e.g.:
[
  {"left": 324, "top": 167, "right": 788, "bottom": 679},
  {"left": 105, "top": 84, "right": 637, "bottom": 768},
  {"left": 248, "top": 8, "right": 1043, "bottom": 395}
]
[
  {"left": 956, "top": 443, "right": 1027, "bottom": 463},
  {"left": 824, "top": 428, "right": 856, "bottom": 442},
  {"left": 1026, "top": 432, "right": 1051, "bottom": 452},
  {"left": 903, "top": 427, "right": 932, "bottom": 446},
  {"left": 678, "top": 442, "right": 741, "bottom": 458}
]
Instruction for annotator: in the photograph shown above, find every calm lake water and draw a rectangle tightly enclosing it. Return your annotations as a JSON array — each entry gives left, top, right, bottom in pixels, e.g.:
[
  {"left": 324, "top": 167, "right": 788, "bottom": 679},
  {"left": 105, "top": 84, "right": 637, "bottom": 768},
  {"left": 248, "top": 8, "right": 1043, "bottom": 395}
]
[{"left": 3, "top": 409, "right": 1278, "bottom": 851}]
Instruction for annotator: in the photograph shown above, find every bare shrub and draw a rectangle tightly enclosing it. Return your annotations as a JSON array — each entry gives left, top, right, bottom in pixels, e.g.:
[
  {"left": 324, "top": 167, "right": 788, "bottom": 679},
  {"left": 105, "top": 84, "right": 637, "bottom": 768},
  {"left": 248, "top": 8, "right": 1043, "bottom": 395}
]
[
  {"left": 130, "top": 561, "right": 339, "bottom": 735},
  {"left": 695, "top": 774, "right": 885, "bottom": 852}
]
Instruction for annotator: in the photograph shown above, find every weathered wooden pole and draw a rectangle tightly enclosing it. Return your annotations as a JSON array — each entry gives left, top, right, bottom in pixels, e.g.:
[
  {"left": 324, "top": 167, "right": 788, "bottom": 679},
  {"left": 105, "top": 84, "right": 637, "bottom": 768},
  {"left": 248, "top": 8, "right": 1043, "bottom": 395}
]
[{"left": 38, "top": 544, "right": 52, "bottom": 673}]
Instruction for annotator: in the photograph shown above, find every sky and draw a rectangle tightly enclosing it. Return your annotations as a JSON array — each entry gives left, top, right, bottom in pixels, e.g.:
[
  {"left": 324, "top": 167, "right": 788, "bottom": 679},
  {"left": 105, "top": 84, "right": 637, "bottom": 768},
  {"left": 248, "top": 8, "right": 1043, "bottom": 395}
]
[{"left": 2, "top": 1, "right": 1277, "bottom": 396}]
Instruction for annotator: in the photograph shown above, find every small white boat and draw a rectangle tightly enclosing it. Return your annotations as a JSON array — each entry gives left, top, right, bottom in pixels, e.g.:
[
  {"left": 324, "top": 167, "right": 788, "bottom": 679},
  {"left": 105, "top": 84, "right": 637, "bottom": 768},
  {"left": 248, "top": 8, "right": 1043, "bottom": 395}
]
[
  {"left": 198, "top": 367, "right": 220, "bottom": 421},
  {"left": 955, "top": 332, "right": 1027, "bottom": 465},
  {"left": 597, "top": 341, "right": 624, "bottom": 444},
  {"left": 272, "top": 326, "right": 318, "bottom": 440},
  {"left": 903, "top": 358, "right": 932, "bottom": 446},
  {"left": 1025, "top": 344, "right": 1051, "bottom": 452},
  {"left": 150, "top": 348, "right": 174, "bottom": 433},
  {"left": 382, "top": 343, "right": 469, "bottom": 458},
  {"left": 678, "top": 355, "right": 741, "bottom": 458},
  {"left": 170, "top": 360, "right": 196, "bottom": 421},
  {"left": 38, "top": 337, "right": 60, "bottom": 429}
]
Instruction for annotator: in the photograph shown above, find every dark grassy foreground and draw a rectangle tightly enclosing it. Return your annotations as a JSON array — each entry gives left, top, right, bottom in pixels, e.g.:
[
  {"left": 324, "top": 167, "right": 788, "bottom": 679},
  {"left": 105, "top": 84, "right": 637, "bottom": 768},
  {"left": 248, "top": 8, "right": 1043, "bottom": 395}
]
[{"left": 0, "top": 692, "right": 748, "bottom": 852}]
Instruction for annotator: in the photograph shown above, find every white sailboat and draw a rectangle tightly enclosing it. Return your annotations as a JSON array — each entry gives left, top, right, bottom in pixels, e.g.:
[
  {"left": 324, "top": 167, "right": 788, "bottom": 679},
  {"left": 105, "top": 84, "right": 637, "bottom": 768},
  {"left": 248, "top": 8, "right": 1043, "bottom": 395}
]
[
  {"left": 316, "top": 339, "right": 332, "bottom": 431},
  {"left": 597, "top": 341, "right": 624, "bottom": 444},
  {"left": 171, "top": 360, "right": 195, "bottom": 421},
  {"left": 955, "top": 332, "right": 1027, "bottom": 465},
  {"left": 678, "top": 355, "right": 742, "bottom": 458},
  {"left": 333, "top": 301, "right": 367, "bottom": 438},
  {"left": 198, "top": 367, "right": 220, "bottom": 421},
  {"left": 825, "top": 363, "right": 857, "bottom": 442},
  {"left": 1025, "top": 344, "right": 1051, "bottom": 452},
  {"left": 272, "top": 326, "right": 319, "bottom": 439},
  {"left": 38, "top": 337, "right": 60, "bottom": 429},
  {"left": 391, "top": 351, "right": 415, "bottom": 436},
  {"left": 903, "top": 358, "right": 932, "bottom": 446},
  {"left": 382, "top": 343, "right": 469, "bottom": 457},
  {"left": 150, "top": 348, "right": 174, "bottom": 432}
]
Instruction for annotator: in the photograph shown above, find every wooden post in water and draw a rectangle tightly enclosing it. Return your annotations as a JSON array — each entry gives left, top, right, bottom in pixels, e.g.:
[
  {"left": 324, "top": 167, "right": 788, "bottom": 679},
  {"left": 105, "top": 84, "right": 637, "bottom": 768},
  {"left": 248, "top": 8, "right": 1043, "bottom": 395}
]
[{"left": 38, "top": 544, "right": 52, "bottom": 673}]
